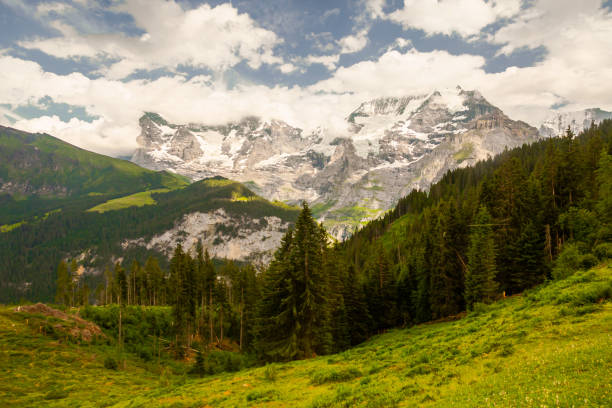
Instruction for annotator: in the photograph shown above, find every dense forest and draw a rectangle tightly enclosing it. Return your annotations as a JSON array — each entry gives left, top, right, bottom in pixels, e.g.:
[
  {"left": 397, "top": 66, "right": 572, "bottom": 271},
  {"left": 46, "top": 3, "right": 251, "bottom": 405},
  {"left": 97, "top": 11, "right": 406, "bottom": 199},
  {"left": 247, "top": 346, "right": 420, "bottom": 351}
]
[
  {"left": 52, "top": 120, "right": 612, "bottom": 368},
  {"left": 0, "top": 177, "right": 298, "bottom": 302}
]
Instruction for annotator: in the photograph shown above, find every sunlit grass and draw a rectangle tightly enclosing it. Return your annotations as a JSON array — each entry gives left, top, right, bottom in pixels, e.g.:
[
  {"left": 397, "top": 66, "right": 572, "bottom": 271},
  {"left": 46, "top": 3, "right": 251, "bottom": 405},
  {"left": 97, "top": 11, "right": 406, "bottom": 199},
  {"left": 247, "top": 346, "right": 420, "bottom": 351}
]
[
  {"left": 86, "top": 189, "right": 170, "bottom": 213},
  {"left": 1, "top": 264, "right": 610, "bottom": 407}
]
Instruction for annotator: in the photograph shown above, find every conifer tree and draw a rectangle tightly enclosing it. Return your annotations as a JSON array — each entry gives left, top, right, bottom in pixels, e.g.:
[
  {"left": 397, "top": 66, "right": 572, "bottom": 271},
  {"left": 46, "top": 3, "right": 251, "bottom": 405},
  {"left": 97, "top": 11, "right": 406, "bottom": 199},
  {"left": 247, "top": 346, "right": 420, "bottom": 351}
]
[
  {"left": 255, "top": 203, "right": 332, "bottom": 361},
  {"left": 255, "top": 228, "right": 294, "bottom": 361},
  {"left": 465, "top": 206, "right": 498, "bottom": 309},
  {"left": 114, "top": 262, "right": 127, "bottom": 348},
  {"left": 70, "top": 259, "right": 79, "bottom": 307},
  {"left": 202, "top": 248, "right": 216, "bottom": 345},
  {"left": 55, "top": 260, "right": 70, "bottom": 306},
  {"left": 144, "top": 256, "right": 163, "bottom": 306},
  {"left": 343, "top": 264, "right": 371, "bottom": 346}
]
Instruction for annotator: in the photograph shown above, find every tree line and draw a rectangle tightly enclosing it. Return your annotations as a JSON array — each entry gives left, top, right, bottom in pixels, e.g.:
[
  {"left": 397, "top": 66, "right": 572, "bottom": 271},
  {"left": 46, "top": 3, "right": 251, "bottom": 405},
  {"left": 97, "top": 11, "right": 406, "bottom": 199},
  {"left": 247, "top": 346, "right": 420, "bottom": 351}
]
[{"left": 56, "top": 120, "right": 612, "bottom": 364}]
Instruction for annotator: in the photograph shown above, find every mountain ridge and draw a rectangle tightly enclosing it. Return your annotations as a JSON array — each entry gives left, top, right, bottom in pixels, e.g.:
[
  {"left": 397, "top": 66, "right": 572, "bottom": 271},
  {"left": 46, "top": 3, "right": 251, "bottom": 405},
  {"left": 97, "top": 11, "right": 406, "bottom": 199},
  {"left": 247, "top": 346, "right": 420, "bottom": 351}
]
[{"left": 131, "top": 87, "right": 542, "bottom": 238}]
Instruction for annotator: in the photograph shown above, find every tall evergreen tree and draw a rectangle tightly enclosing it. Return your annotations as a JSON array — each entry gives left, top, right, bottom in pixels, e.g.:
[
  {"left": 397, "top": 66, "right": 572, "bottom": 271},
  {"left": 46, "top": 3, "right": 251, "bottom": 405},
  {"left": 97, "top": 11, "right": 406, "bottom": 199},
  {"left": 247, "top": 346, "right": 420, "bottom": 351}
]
[
  {"left": 255, "top": 202, "right": 331, "bottom": 361},
  {"left": 465, "top": 206, "right": 498, "bottom": 309},
  {"left": 55, "top": 260, "right": 71, "bottom": 306}
]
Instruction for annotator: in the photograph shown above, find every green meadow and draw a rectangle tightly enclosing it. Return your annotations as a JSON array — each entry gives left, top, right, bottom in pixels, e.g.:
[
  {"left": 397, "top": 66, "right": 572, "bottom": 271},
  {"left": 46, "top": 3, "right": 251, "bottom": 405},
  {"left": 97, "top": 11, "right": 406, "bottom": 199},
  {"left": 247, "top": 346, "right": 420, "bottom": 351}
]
[{"left": 1, "top": 264, "right": 610, "bottom": 407}]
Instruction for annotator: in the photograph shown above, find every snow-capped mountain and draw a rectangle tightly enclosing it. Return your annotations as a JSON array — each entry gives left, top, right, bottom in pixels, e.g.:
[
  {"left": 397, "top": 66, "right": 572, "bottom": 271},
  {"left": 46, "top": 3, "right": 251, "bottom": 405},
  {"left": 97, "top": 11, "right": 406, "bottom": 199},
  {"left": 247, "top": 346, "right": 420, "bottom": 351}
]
[
  {"left": 539, "top": 108, "right": 612, "bottom": 138},
  {"left": 132, "top": 87, "right": 541, "bottom": 239}
]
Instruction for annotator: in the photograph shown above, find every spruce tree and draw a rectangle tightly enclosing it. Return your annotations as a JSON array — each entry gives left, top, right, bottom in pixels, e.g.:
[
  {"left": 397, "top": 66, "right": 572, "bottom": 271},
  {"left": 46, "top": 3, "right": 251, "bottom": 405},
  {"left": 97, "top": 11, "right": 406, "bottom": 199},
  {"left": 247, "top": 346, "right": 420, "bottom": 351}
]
[
  {"left": 255, "top": 228, "right": 294, "bottom": 361},
  {"left": 255, "top": 203, "right": 332, "bottom": 361},
  {"left": 55, "top": 260, "right": 70, "bottom": 306},
  {"left": 465, "top": 206, "right": 498, "bottom": 309}
]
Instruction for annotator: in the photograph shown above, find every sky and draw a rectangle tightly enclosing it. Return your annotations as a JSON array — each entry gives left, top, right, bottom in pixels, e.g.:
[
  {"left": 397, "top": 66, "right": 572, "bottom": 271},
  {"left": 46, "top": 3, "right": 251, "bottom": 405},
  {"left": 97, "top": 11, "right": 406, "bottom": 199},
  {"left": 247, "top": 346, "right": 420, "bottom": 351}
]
[{"left": 1, "top": 0, "right": 611, "bottom": 156}]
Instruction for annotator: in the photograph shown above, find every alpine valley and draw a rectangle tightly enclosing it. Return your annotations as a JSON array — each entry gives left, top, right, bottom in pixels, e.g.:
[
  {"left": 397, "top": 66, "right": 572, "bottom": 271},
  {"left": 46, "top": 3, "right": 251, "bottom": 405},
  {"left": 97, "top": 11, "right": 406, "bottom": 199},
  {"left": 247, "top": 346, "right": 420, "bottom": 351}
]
[
  {"left": 131, "top": 86, "right": 611, "bottom": 239},
  {"left": 1, "top": 87, "right": 611, "bottom": 302}
]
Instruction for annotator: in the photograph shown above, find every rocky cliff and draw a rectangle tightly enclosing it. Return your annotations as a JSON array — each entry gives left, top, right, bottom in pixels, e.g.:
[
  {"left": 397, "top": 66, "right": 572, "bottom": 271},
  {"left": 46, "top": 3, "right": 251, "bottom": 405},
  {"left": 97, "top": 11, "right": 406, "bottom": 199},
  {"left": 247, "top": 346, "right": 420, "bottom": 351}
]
[{"left": 132, "top": 87, "right": 541, "bottom": 239}]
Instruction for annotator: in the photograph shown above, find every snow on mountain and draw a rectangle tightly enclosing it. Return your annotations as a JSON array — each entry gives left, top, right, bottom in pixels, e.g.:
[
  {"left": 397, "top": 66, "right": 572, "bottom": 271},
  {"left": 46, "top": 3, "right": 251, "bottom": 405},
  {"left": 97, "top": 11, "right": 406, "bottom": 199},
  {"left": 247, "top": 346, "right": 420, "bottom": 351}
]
[
  {"left": 131, "top": 87, "right": 541, "bottom": 239},
  {"left": 539, "top": 108, "right": 612, "bottom": 138}
]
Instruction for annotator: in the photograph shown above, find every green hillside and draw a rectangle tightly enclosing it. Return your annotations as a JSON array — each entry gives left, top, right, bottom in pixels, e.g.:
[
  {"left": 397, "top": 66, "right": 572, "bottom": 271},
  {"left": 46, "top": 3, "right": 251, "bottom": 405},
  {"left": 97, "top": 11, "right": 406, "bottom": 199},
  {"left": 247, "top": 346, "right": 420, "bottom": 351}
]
[
  {"left": 0, "top": 125, "right": 184, "bottom": 197},
  {"left": 0, "top": 264, "right": 610, "bottom": 407},
  {"left": 0, "top": 125, "right": 188, "bottom": 224},
  {"left": 0, "top": 176, "right": 299, "bottom": 303}
]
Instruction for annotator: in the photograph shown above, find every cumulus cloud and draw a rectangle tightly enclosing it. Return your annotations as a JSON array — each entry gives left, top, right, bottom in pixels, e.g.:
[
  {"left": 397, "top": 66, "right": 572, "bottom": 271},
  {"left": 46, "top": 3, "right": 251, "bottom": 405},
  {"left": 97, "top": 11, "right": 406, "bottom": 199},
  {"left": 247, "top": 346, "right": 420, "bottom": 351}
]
[
  {"left": 279, "top": 63, "right": 298, "bottom": 74},
  {"left": 303, "top": 54, "right": 340, "bottom": 70},
  {"left": 338, "top": 30, "right": 369, "bottom": 54},
  {"left": 0, "top": 54, "right": 358, "bottom": 155},
  {"left": 2, "top": 0, "right": 612, "bottom": 159},
  {"left": 18, "top": 0, "right": 283, "bottom": 79},
  {"left": 387, "top": 0, "right": 521, "bottom": 37}
]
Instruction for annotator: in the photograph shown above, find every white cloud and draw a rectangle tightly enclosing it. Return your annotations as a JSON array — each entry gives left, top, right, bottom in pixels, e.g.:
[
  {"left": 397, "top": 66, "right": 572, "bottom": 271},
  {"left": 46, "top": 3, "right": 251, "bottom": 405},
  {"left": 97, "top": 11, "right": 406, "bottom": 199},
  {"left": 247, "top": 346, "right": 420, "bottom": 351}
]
[
  {"left": 321, "top": 8, "right": 340, "bottom": 21},
  {"left": 3, "top": 0, "right": 612, "bottom": 159},
  {"left": 279, "top": 63, "right": 298, "bottom": 74},
  {"left": 311, "top": 49, "right": 486, "bottom": 96},
  {"left": 36, "top": 2, "right": 74, "bottom": 16},
  {"left": 0, "top": 54, "right": 357, "bottom": 155},
  {"left": 338, "top": 30, "right": 369, "bottom": 54},
  {"left": 364, "top": 0, "right": 386, "bottom": 19},
  {"left": 387, "top": 0, "right": 521, "bottom": 37},
  {"left": 303, "top": 54, "right": 340, "bottom": 70},
  {"left": 19, "top": 0, "right": 283, "bottom": 79}
]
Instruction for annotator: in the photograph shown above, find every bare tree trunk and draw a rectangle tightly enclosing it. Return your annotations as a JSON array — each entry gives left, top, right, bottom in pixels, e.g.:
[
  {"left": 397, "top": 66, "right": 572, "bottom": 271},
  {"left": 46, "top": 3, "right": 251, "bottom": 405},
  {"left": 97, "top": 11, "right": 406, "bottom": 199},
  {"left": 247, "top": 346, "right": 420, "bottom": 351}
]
[
  {"left": 200, "top": 295, "right": 205, "bottom": 338},
  {"left": 209, "top": 287, "right": 214, "bottom": 346},
  {"left": 219, "top": 305, "right": 224, "bottom": 346}
]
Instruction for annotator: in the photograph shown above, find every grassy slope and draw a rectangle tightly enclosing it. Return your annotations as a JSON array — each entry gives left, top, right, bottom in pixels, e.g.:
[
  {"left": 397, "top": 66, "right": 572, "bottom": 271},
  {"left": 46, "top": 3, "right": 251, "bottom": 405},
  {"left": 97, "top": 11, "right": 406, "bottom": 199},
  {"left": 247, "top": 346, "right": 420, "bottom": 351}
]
[
  {"left": 1, "top": 264, "right": 610, "bottom": 407},
  {"left": 0, "top": 125, "right": 189, "bottom": 227},
  {"left": 0, "top": 125, "right": 185, "bottom": 197},
  {"left": 86, "top": 189, "right": 171, "bottom": 213}
]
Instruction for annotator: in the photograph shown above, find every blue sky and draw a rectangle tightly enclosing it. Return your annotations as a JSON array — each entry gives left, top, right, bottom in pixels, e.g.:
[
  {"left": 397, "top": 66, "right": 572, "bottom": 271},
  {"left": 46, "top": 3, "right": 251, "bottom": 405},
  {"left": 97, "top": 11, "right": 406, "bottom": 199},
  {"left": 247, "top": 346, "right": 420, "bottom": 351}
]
[{"left": 1, "top": 0, "right": 611, "bottom": 155}]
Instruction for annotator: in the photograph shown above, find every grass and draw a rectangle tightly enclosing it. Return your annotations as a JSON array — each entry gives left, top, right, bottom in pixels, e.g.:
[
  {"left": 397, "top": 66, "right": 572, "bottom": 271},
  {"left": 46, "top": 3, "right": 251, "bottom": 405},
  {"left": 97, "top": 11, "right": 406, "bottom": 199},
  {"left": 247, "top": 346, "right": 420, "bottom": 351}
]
[
  {"left": 453, "top": 142, "right": 474, "bottom": 163},
  {"left": 86, "top": 189, "right": 170, "bottom": 213},
  {"left": 0, "top": 221, "right": 25, "bottom": 233},
  {"left": 0, "top": 209, "right": 61, "bottom": 233},
  {"left": 1, "top": 264, "right": 611, "bottom": 407},
  {"left": 311, "top": 200, "right": 337, "bottom": 218}
]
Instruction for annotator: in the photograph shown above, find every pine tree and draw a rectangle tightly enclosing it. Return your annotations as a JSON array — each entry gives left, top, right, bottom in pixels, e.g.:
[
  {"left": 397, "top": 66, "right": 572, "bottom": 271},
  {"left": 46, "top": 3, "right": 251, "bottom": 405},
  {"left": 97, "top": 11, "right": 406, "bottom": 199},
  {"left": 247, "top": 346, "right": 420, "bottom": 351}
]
[
  {"left": 429, "top": 201, "right": 465, "bottom": 318},
  {"left": 255, "top": 228, "right": 294, "bottom": 361},
  {"left": 55, "top": 260, "right": 70, "bottom": 306},
  {"left": 255, "top": 203, "right": 332, "bottom": 361},
  {"left": 114, "top": 262, "right": 127, "bottom": 348},
  {"left": 202, "top": 248, "right": 216, "bottom": 346},
  {"left": 169, "top": 244, "right": 190, "bottom": 354},
  {"left": 70, "top": 259, "right": 79, "bottom": 307},
  {"left": 465, "top": 206, "right": 498, "bottom": 309},
  {"left": 289, "top": 203, "right": 331, "bottom": 357},
  {"left": 343, "top": 264, "right": 371, "bottom": 346},
  {"left": 144, "top": 256, "right": 163, "bottom": 306}
]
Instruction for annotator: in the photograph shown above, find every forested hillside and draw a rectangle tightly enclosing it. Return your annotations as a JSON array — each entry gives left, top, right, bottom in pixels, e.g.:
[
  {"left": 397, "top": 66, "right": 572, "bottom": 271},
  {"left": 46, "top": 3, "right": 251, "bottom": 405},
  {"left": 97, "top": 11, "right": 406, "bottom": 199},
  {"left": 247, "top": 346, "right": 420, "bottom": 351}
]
[
  {"left": 0, "top": 175, "right": 298, "bottom": 303},
  {"left": 328, "top": 120, "right": 612, "bottom": 342},
  {"left": 0, "top": 125, "right": 187, "bottom": 224},
  {"left": 247, "top": 120, "right": 612, "bottom": 357},
  {"left": 57, "top": 121, "right": 612, "bottom": 363}
]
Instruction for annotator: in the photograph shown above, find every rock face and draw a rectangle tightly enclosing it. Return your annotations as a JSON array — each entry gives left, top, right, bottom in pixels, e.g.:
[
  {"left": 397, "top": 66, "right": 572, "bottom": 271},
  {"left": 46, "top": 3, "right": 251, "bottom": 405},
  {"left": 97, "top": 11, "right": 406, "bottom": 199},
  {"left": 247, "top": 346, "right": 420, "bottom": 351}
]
[
  {"left": 538, "top": 108, "right": 612, "bottom": 138},
  {"left": 132, "top": 87, "right": 541, "bottom": 239},
  {"left": 122, "top": 208, "right": 290, "bottom": 265}
]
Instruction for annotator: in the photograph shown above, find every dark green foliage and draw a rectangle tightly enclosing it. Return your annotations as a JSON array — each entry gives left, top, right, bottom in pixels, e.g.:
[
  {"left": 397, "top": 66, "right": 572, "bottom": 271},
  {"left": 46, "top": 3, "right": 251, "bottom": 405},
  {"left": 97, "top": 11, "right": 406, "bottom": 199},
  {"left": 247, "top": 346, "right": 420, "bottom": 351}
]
[
  {"left": 190, "top": 350, "right": 250, "bottom": 376},
  {"left": 334, "top": 119, "right": 612, "bottom": 339},
  {"left": 0, "top": 173, "right": 298, "bottom": 303},
  {"left": 465, "top": 206, "right": 498, "bottom": 308},
  {"left": 103, "top": 356, "right": 119, "bottom": 370},
  {"left": 55, "top": 260, "right": 71, "bottom": 306},
  {"left": 255, "top": 203, "right": 332, "bottom": 361}
]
